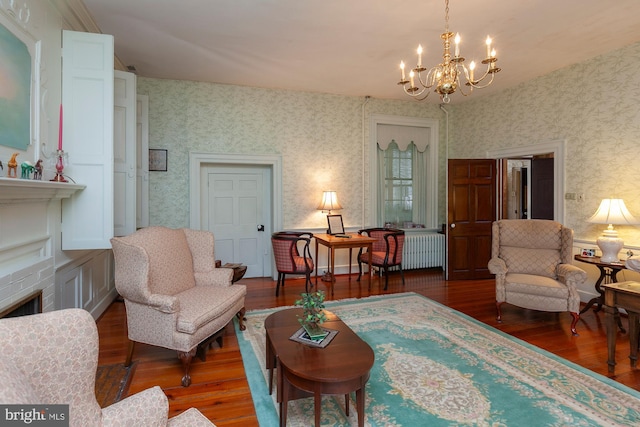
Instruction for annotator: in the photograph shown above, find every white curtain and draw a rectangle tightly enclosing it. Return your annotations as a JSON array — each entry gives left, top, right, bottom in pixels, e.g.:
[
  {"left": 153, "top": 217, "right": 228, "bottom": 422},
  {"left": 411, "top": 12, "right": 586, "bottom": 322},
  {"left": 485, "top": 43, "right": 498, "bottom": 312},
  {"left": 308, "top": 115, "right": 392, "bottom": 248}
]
[{"left": 376, "top": 141, "right": 429, "bottom": 227}]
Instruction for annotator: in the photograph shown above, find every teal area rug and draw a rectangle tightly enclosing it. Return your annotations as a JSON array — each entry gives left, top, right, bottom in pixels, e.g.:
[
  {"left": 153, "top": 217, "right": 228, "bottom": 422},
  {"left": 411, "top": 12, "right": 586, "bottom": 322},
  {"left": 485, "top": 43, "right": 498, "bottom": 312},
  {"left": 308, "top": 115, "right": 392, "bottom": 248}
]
[{"left": 234, "top": 292, "right": 640, "bottom": 426}]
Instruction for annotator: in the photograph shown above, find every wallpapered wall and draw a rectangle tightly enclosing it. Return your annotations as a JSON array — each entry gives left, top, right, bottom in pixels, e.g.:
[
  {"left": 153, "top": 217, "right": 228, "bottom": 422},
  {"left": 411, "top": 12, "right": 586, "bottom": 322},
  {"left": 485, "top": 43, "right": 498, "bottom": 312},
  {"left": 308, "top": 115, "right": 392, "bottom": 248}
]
[
  {"left": 450, "top": 40, "right": 640, "bottom": 248},
  {"left": 139, "top": 39, "right": 640, "bottom": 250},
  {"left": 136, "top": 79, "right": 444, "bottom": 230}
]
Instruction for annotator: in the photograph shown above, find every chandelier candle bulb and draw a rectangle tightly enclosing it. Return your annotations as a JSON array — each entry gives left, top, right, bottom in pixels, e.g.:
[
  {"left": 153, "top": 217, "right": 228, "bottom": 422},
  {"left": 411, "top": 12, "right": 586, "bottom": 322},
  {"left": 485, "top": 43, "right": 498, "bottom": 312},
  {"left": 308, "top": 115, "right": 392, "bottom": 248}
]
[
  {"left": 469, "top": 61, "right": 475, "bottom": 82},
  {"left": 410, "top": 70, "right": 415, "bottom": 87},
  {"left": 417, "top": 44, "right": 423, "bottom": 67},
  {"left": 400, "top": 61, "right": 406, "bottom": 80},
  {"left": 486, "top": 36, "right": 492, "bottom": 58},
  {"left": 454, "top": 33, "right": 460, "bottom": 57}
]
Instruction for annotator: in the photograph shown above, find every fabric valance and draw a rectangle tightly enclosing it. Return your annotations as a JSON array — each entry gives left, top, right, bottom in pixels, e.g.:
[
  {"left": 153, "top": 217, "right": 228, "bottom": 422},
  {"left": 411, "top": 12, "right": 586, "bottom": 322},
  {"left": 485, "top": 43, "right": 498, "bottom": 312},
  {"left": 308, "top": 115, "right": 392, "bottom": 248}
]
[{"left": 377, "top": 124, "right": 430, "bottom": 152}]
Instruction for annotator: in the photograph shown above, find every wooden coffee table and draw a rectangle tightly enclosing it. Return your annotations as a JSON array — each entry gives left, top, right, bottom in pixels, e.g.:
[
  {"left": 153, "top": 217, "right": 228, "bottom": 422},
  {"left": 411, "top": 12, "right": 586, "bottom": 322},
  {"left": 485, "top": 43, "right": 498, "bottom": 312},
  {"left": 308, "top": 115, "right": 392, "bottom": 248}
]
[{"left": 265, "top": 308, "right": 374, "bottom": 427}]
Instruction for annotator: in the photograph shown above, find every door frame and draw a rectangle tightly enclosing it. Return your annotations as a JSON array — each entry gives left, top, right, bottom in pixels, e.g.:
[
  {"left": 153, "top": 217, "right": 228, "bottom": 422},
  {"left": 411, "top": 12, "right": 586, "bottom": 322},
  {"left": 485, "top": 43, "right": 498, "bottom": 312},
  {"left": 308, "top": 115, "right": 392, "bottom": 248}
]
[
  {"left": 486, "top": 139, "right": 566, "bottom": 223},
  {"left": 189, "top": 151, "right": 283, "bottom": 237}
]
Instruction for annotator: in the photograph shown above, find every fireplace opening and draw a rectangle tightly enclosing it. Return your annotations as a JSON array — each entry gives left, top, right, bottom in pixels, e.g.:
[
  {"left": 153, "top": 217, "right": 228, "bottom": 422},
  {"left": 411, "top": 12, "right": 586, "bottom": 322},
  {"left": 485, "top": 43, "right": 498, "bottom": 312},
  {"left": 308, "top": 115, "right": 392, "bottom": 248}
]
[{"left": 0, "top": 290, "right": 43, "bottom": 319}]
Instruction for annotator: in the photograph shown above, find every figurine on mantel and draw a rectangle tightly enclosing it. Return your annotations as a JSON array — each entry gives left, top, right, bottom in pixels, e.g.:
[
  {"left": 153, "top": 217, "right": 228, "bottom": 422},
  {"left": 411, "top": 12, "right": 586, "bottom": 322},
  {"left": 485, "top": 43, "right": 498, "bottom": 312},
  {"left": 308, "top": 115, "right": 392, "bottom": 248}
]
[
  {"left": 20, "top": 161, "right": 35, "bottom": 179},
  {"left": 7, "top": 152, "right": 18, "bottom": 178},
  {"left": 33, "top": 159, "right": 43, "bottom": 180}
]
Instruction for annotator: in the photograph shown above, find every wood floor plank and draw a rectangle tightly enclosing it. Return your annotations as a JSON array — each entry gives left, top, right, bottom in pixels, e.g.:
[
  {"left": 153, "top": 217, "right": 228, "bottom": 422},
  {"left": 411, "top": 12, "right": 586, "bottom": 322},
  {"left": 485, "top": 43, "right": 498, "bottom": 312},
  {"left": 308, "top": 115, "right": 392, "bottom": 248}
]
[{"left": 96, "top": 269, "right": 639, "bottom": 426}]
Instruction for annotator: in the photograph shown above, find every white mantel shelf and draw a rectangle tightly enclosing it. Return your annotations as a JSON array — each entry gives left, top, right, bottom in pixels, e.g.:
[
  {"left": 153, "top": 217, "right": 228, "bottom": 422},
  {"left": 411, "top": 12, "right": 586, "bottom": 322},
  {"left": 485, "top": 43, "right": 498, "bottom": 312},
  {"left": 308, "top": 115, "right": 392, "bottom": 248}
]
[{"left": 0, "top": 177, "right": 85, "bottom": 203}]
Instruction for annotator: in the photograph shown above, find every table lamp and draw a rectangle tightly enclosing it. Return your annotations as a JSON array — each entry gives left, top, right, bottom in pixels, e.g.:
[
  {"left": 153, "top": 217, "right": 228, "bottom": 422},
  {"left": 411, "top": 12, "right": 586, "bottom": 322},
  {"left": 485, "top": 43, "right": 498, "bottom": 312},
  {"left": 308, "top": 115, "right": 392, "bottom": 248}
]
[
  {"left": 317, "top": 190, "right": 342, "bottom": 282},
  {"left": 317, "top": 191, "right": 342, "bottom": 214},
  {"left": 587, "top": 198, "right": 638, "bottom": 263}
]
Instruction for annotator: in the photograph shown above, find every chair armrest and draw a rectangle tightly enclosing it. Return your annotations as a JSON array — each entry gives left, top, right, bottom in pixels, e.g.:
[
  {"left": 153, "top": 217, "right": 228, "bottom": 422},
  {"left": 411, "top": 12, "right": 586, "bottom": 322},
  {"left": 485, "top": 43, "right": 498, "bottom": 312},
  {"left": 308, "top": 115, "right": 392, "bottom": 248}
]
[
  {"left": 102, "top": 385, "right": 169, "bottom": 427},
  {"left": 556, "top": 263, "right": 587, "bottom": 285},
  {"left": 488, "top": 257, "right": 507, "bottom": 275},
  {"left": 148, "top": 293, "right": 179, "bottom": 313},
  {"left": 195, "top": 268, "right": 233, "bottom": 287}
]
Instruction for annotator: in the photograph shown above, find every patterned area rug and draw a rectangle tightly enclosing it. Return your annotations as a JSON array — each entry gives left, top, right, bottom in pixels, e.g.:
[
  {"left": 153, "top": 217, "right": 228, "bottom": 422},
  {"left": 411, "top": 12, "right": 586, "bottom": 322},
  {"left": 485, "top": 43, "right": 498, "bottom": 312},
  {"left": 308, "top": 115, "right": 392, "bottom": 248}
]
[
  {"left": 234, "top": 292, "right": 640, "bottom": 426},
  {"left": 95, "top": 363, "right": 135, "bottom": 408}
]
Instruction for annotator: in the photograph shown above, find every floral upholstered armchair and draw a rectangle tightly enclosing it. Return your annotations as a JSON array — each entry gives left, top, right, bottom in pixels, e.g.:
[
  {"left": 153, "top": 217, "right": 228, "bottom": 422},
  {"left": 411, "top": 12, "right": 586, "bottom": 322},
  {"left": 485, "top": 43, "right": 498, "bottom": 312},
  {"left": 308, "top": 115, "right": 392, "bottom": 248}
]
[
  {"left": 0, "top": 308, "right": 214, "bottom": 427},
  {"left": 111, "top": 226, "right": 246, "bottom": 387},
  {"left": 488, "top": 219, "right": 587, "bottom": 335}
]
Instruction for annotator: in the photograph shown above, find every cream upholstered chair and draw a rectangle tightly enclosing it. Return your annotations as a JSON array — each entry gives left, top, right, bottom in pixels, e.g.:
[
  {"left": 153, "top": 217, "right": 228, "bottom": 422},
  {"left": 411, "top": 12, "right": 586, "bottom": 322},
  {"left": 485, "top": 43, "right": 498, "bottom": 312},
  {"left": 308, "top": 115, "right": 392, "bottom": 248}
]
[
  {"left": 111, "top": 226, "right": 246, "bottom": 387},
  {"left": 488, "top": 219, "right": 587, "bottom": 335},
  {"left": 0, "top": 308, "right": 214, "bottom": 427}
]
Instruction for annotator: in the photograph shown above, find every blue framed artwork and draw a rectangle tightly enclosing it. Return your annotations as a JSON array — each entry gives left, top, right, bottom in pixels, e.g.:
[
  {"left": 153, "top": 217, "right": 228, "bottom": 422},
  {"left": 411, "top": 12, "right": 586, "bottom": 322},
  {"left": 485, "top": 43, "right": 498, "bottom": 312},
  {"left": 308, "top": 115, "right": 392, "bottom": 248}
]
[{"left": 0, "top": 20, "right": 31, "bottom": 151}]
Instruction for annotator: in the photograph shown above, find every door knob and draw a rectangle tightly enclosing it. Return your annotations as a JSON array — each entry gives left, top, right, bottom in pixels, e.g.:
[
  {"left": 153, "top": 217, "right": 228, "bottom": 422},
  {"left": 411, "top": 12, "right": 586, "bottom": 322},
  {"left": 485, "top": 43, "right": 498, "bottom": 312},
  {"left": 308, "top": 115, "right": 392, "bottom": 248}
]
[
  {"left": 450, "top": 223, "right": 456, "bottom": 228},
  {"left": 257, "top": 225, "right": 265, "bottom": 232}
]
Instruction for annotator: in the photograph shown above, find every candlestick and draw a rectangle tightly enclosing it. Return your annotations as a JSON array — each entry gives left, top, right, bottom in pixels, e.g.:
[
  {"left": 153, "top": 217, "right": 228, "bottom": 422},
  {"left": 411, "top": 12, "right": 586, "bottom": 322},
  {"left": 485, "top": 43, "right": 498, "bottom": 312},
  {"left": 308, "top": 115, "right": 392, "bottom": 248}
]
[
  {"left": 50, "top": 149, "right": 68, "bottom": 182},
  {"left": 417, "top": 45, "right": 423, "bottom": 68},
  {"left": 454, "top": 33, "right": 460, "bottom": 57},
  {"left": 485, "top": 36, "right": 492, "bottom": 59},
  {"left": 58, "top": 104, "right": 63, "bottom": 151},
  {"left": 400, "top": 61, "right": 406, "bottom": 81}
]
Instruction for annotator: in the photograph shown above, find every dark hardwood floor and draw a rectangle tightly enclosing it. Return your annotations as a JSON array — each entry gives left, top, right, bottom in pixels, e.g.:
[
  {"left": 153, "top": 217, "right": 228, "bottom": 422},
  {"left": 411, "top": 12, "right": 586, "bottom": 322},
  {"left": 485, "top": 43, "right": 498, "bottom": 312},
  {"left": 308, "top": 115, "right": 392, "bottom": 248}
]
[{"left": 96, "top": 269, "right": 640, "bottom": 426}]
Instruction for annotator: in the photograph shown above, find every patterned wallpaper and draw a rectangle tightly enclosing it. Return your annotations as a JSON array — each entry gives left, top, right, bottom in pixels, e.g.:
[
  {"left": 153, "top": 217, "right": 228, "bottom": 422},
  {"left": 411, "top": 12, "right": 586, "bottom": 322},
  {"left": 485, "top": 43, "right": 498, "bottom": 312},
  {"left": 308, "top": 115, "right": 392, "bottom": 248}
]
[
  {"left": 136, "top": 79, "right": 443, "bottom": 230},
  {"left": 139, "top": 39, "right": 640, "bottom": 249},
  {"left": 450, "top": 40, "right": 640, "bottom": 248}
]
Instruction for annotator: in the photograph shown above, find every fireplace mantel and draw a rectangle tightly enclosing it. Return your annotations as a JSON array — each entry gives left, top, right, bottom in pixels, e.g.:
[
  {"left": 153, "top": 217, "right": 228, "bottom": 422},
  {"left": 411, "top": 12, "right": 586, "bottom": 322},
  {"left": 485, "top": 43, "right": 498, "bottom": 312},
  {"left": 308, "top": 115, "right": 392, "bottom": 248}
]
[{"left": 0, "top": 178, "right": 85, "bottom": 203}]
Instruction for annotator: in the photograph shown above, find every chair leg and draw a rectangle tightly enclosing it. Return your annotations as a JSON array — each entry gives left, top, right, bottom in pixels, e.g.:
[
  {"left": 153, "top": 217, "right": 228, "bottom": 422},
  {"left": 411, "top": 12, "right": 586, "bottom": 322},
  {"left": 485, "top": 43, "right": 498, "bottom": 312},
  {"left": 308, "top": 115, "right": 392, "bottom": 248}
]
[
  {"left": 496, "top": 301, "right": 504, "bottom": 322},
  {"left": 124, "top": 340, "right": 135, "bottom": 367},
  {"left": 357, "top": 259, "right": 363, "bottom": 282},
  {"left": 178, "top": 347, "right": 197, "bottom": 387},
  {"left": 383, "top": 267, "right": 389, "bottom": 290},
  {"left": 275, "top": 273, "right": 282, "bottom": 296},
  {"left": 237, "top": 307, "right": 246, "bottom": 331},
  {"left": 304, "top": 271, "right": 312, "bottom": 293},
  {"left": 399, "top": 265, "right": 405, "bottom": 285},
  {"left": 570, "top": 312, "right": 579, "bottom": 336}
]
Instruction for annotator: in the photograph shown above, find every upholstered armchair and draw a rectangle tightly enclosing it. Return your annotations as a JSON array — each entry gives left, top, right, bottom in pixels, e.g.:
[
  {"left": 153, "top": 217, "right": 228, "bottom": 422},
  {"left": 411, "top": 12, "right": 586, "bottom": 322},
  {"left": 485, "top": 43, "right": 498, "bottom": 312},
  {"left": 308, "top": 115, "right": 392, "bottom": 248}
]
[
  {"left": 111, "top": 226, "right": 246, "bottom": 387},
  {"left": 271, "top": 232, "right": 314, "bottom": 296},
  {"left": 357, "top": 228, "right": 405, "bottom": 290},
  {"left": 0, "top": 308, "right": 214, "bottom": 427},
  {"left": 488, "top": 219, "right": 587, "bottom": 335}
]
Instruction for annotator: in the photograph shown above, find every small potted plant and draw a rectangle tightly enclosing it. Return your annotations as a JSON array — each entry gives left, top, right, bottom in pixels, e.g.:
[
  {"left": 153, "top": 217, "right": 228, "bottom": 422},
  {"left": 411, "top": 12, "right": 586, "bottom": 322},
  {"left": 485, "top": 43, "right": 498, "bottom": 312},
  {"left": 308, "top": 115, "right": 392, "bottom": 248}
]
[{"left": 295, "top": 290, "right": 328, "bottom": 340}]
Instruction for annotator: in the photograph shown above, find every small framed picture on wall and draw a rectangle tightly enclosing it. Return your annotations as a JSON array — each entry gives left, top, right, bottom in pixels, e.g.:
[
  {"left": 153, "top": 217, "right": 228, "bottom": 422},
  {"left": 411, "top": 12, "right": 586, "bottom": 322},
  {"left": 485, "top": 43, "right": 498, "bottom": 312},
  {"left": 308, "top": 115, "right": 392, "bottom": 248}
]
[{"left": 149, "top": 149, "right": 168, "bottom": 171}]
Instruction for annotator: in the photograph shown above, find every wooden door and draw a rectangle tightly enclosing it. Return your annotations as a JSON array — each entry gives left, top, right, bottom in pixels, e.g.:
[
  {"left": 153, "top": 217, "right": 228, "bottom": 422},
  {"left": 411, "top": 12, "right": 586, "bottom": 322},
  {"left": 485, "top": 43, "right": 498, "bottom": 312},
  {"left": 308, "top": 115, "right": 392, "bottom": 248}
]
[
  {"left": 447, "top": 159, "right": 496, "bottom": 280},
  {"left": 531, "top": 157, "right": 554, "bottom": 220}
]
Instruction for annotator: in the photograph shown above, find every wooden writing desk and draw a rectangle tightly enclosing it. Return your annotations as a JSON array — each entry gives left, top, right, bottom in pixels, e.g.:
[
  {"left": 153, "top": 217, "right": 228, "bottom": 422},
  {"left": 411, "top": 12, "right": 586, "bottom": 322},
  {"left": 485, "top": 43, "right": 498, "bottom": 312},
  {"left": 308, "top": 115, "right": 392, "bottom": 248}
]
[
  {"left": 603, "top": 281, "right": 640, "bottom": 373},
  {"left": 314, "top": 233, "right": 376, "bottom": 295}
]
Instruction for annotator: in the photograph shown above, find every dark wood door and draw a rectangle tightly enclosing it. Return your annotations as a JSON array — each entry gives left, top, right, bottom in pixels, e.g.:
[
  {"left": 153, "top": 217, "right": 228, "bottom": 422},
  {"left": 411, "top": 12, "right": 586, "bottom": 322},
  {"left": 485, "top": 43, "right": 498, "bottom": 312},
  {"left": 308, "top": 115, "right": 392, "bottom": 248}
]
[
  {"left": 530, "top": 157, "right": 554, "bottom": 220},
  {"left": 447, "top": 159, "right": 496, "bottom": 280}
]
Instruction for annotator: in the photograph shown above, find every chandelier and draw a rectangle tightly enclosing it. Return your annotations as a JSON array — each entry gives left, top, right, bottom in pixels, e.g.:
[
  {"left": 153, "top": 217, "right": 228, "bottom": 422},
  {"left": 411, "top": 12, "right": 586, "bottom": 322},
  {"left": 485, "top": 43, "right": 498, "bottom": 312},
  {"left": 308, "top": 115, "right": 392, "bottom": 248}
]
[{"left": 397, "top": 0, "right": 500, "bottom": 103}]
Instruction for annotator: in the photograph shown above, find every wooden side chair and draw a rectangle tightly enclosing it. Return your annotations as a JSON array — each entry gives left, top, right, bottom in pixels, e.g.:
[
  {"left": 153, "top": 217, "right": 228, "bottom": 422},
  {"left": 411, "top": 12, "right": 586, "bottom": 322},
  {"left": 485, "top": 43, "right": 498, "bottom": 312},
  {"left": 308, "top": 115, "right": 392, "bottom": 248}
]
[
  {"left": 271, "top": 232, "right": 314, "bottom": 296},
  {"left": 357, "top": 228, "right": 405, "bottom": 290}
]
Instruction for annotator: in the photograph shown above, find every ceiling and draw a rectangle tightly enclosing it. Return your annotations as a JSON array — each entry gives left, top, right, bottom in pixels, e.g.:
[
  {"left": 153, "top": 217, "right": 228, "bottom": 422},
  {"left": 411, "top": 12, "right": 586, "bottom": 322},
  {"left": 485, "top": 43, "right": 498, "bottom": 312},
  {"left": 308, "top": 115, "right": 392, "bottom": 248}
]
[{"left": 81, "top": 0, "right": 640, "bottom": 104}]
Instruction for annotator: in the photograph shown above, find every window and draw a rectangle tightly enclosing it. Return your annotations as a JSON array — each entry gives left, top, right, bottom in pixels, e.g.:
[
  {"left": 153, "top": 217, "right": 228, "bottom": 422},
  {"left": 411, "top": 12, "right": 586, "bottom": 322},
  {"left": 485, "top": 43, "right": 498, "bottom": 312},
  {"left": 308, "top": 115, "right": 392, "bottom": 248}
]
[
  {"left": 369, "top": 115, "right": 439, "bottom": 230},
  {"left": 382, "top": 142, "right": 413, "bottom": 226}
]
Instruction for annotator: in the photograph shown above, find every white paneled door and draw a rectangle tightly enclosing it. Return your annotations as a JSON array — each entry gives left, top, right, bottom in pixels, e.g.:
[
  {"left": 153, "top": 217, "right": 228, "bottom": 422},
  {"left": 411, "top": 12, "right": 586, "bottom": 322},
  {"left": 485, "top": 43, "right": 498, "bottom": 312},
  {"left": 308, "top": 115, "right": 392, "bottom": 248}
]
[{"left": 201, "top": 165, "right": 271, "bottom": 278}]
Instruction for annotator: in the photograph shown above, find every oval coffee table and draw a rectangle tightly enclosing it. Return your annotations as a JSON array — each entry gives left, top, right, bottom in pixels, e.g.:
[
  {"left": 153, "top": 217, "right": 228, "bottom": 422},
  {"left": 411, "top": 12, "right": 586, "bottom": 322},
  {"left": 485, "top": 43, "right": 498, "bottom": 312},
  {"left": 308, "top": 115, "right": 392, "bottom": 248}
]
[{"left": 265, "top": 308, "right": 374, "bottom": 427}]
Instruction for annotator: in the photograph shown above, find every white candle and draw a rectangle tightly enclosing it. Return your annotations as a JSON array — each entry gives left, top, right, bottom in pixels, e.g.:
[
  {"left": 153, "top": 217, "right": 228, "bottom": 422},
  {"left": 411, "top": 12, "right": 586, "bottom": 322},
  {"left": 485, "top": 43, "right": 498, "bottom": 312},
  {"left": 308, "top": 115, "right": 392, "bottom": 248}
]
[
  {"left": 400, "top": 61, "right": 406, "bottom": 80},
  {"left": 469, "top": 61, "right": 475, "bottom": 82},
  {"left": 491, "top": 48, "right": 496, "bottom": 59},
  {"left": 410, "top": 70, "right": 415, "bottom": 87},
  {"left": 486, "top": 36, "right": 492, "bottom": 58},
  {"left": 454, "top": 33, "right": 460, "bottom": 57},
  {"left": 417, "top": 45, "right": 423, "bottom": 68}
]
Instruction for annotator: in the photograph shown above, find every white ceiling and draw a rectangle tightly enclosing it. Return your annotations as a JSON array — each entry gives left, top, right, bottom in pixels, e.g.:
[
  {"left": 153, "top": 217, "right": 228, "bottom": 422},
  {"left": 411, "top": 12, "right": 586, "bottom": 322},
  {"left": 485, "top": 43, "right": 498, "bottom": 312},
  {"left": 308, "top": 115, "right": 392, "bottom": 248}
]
[{"left": 82, "top": 0, "right": 640, "bottom": 104}]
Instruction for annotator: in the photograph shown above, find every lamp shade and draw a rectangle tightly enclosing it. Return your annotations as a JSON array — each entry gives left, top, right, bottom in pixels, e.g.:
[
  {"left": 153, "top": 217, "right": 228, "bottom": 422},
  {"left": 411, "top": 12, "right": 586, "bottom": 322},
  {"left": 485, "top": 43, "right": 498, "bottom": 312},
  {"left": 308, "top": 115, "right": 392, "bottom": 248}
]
[
  {"left": 588, "top": 198, "right": 638, "bottom": 263},
  {"left": 587, "top": 199, "right": 638, "bottom": 228},
  {"left": 317, "top": 191, "right": 342, "bottom": 213}
]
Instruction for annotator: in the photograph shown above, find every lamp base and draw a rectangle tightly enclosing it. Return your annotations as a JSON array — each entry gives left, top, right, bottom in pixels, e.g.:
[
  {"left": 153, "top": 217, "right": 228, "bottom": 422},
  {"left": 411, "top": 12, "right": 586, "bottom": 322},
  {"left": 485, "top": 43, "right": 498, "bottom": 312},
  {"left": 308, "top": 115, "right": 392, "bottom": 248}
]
[{"left": 596, "top": 235, "right": 623, "bottom": 263}]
